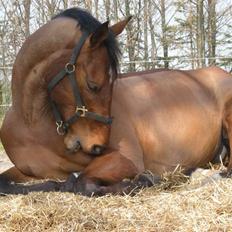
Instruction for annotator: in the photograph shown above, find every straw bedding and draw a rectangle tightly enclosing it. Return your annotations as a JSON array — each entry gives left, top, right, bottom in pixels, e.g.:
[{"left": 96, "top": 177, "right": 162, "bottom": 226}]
[{"left": 0, "top": 165, "right": 232, "bottom": 232}]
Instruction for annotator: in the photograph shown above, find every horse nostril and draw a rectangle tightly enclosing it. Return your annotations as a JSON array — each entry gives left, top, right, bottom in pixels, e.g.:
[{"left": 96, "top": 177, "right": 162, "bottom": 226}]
[
  {"left": 75, "top": 140, "right": 81, "bottom": 151},
  {"left": 90, "top": 145, "right": 105, "bottom": 155},
  {"left": 66, "top": 140, "right": 82, "bottom": 154}
]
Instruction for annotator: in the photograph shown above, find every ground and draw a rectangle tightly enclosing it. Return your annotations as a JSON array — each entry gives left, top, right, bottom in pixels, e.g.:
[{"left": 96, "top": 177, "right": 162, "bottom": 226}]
[
  {"left": 0, "top": 152, "right": 232, "bottom": 231},
  {"left": 0, "top": 153, "right": 13, "bottom": 173}
]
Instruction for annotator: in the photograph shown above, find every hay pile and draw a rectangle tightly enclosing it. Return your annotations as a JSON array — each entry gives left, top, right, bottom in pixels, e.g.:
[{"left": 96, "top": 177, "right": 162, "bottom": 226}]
[{"left": 0, "top": 168, "right": 232, "bottom": 232}]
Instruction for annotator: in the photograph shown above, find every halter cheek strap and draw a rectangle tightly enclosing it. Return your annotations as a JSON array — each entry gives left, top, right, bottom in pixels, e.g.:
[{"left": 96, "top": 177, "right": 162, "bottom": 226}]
[{"left": 47, "top": 31, "right": 113, "bottom": 135}]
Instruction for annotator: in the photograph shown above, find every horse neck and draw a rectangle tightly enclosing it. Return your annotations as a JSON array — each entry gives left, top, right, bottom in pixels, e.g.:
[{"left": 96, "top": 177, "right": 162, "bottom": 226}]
[{"left": 12, "top": 18, "right": 81, "bottom": 125}]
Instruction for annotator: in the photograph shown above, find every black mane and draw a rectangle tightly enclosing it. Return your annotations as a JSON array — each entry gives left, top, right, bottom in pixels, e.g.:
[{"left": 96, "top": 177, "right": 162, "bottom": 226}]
[{"left": 53, "top": 8, "right": 120, "bottom": 79}]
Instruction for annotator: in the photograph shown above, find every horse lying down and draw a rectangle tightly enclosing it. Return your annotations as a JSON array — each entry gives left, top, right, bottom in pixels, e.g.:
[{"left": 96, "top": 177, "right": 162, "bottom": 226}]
[
  {"left": 1, "top": 66, "right": 232, "bottom": 196},
  {"left": 0, "top": 161, "right": 228, "bottom": 196},
  {"left": 1, "top": 8, "right": 232, "bottom": 196}
]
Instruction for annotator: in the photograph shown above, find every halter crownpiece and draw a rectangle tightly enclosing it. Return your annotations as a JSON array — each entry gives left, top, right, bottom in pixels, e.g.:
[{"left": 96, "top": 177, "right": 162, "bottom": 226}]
[{"left": 47, "top": 31, "right": 113, "bottom": 135}]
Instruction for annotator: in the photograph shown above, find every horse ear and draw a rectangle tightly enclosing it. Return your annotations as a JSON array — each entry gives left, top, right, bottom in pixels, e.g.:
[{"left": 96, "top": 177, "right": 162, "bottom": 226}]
[
  {"left": 89, "top": 21, "right": 109, "bottom": 48},
  {"left": 110, "top": 16, "right": 132, "bottom": 36}
]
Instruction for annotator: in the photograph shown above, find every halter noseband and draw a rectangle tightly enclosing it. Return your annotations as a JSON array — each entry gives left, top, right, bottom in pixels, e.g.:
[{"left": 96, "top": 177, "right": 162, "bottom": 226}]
[{"left": 47, "top": 31, "right": 113, "bottom": 135}]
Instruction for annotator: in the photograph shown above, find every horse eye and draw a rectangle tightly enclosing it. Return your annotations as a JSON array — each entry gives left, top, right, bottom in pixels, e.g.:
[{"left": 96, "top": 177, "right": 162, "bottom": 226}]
[{"left": 87, "top": 80, "right": 101, "bottom": 93}]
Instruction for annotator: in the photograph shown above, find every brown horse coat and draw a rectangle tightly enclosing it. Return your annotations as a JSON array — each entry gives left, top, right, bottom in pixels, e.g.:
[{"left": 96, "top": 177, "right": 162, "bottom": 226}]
[
  {"left": 0, "top": 8, "right": 129, "bottom": 183},
  {"left": 65, "top": 66, "right": 232, "bottom": 195},
  {"left": 111, "top": 67, "right": 231, "bottom": 175},
  {"left": 1, "top": 9, "right": 232, "bottom": 196},
  {"left": 2, "top": 66, "right": 232, "bottom": 196}
]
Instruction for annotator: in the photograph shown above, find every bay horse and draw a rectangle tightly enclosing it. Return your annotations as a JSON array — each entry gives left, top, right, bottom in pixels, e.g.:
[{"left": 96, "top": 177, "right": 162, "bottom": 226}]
[
  {"left": 1, "top": 66, "right": 232, "bottom": 195},
  {"left": 0, "top": 8, "right": 130, "bottom": 182},
  {"left": 1, "top": 9, "right": 232, "bottom": 196}
]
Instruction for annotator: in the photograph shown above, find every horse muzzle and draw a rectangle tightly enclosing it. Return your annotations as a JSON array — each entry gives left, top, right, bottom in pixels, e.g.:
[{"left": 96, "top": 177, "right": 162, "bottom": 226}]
[
  {"left": 89, "top": 144, "right": 106, "bottom": 156},
  {"left": 66, "top": 140, "right": 82, "bottom": 154}
]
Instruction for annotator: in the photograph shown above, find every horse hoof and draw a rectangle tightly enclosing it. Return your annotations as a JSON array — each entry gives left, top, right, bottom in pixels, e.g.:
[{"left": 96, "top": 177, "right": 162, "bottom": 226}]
[
  {"left": 134, "top": 171, "right": 161, "bottom": 187},
  {"left": 220, "top": 170, "right": 232, "bottom": 178}
]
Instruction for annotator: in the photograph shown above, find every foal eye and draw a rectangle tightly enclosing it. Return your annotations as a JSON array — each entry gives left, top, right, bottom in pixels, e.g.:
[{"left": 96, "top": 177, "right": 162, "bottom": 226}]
[{"left": 87, "top": 80, "right": 101, "bottom": 93}]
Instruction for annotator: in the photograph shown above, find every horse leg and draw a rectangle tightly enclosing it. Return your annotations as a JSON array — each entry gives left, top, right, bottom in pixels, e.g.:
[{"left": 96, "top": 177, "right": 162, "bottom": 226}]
[
  {"left": 0, "top": 153, "right": 160, "bottom": 196},
  {"left": 0, "top": 166, "right": 37, "bottom": 183},
  {"left": 59, "top": 151, "right": 161, "bottom": 196},
  {"left": 0, "top": 167, "right": 64, "bottom": 195},
  {"left": 88, "top": 171, "right": 161, "bottom": 196},
  {"left": 0, "top": 151, "right": 130, "bottom": 195},
  {"left": 0, "top": 178, "right": 61, "bottom": 195},
  {"left": 0, "top": 171, "right": 160, "bottom": 196},
  {"left": 0, "top": 167, "right": 62, "bottom": 195}
]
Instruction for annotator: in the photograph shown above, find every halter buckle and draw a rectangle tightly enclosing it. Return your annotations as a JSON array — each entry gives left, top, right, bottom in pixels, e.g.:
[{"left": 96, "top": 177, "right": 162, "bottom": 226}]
[
  {"left": 65, "top": 63, "right": 75, "bottom": 74},
  {"left": 56, "top": 121, "right": 65, "bottom": 135},
  {"left": 76, "top": 106, "right": 88, "bottom": 117}
]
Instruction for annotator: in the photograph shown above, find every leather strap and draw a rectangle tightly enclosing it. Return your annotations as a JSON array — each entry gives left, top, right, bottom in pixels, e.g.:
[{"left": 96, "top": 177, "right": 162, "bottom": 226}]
[{"left": 47, "top": 31, "right": 112, "bottom": 135}]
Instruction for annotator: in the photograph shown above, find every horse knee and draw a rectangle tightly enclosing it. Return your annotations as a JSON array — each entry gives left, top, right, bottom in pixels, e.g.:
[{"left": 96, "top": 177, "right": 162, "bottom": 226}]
[
  {"left": 134, "top": 171, "right": 161, "bottom": 187},
  {"left": 59, "top": 173, "right": 99, "bottom": 196},
  {"left": 60, "top": 171, "right": 162, "bottom": 196}
]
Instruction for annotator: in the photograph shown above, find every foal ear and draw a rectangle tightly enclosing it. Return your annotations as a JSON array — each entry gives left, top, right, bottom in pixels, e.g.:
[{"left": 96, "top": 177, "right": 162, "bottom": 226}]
[
  {"left": 110, "top": 16, "right": 132, "bottom": 36},
  {"left": 89, "top": 21, "right": 109, "bottom": 48}
]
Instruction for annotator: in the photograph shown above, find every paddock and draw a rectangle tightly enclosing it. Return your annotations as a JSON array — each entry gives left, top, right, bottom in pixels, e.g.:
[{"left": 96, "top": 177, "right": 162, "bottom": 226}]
[
  {"left": 0, "top": 2, "right": 232, "bottom": 231},
  {"left": 0, "top": 153, "right": 231, "bottom": 232}
]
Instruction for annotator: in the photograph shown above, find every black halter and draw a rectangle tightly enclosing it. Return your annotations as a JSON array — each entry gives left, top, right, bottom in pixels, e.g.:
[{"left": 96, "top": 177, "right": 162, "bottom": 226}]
[{"left": 47, "top": 31, "right": 113, "bottom": 135}]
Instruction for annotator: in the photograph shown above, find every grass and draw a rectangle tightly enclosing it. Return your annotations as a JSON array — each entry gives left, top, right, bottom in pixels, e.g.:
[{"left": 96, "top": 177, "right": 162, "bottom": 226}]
[{"left": 0, "top": 168, "right": 231, "bottom": 232}]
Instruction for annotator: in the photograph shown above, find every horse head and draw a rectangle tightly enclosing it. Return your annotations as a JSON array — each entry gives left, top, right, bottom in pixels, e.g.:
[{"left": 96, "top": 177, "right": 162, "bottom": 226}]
[{"left": 48, "top": 8, "right": 131, "bottom": 155}]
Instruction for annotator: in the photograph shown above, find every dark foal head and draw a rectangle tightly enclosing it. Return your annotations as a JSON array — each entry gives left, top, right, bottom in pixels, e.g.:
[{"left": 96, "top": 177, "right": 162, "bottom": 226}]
[{"left": 50, "top": 8, "right": 131, "bottom": 155}]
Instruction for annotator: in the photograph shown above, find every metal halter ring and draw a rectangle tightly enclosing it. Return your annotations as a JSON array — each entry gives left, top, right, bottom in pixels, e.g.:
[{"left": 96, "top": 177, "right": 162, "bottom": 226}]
[
  {"left": 76, "top": 106, "right": 88, "bottom": 117},
  {"left": 56, "top": 121, "right": 65, "bottom": 135},
  {"left": 65, "top": 63, "right": 75, "bottom": 74}
]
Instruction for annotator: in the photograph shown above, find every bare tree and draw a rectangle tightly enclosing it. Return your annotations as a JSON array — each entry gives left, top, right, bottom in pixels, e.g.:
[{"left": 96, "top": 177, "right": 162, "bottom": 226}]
[
  {"left": 143, "top": 0, "right": 149, "bottom": 69},
  {"left": 207, "top": 0, "right": 216, "bottom": 65},
  {"left": 0, "top": 0, "right": 231, "bottom": 74},
  {"left": 124, "top": 0, "right": 136, "bottom": 71},
  {"left": 196, "top": 0, "right": 205, "bottom": 67},
  {"left": 148, "top": 0, "right": 157, "bottom": 68}
]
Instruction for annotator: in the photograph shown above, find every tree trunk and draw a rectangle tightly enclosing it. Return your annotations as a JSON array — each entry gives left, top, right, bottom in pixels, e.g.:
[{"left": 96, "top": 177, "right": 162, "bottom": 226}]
[
  {"left": 143, "top": 0, "right": 149, "bottom": 69},
  {"left": 125, "top": 0, "right": 135, "bottom": 71},
  {"left": 207, "top": 0, "right": 216, "bottom": 65},
  {"left": 160, "top": 0, "right": 169, "bottom": 68},
  {"left": 94, "top": 0, "right": 99, "bottom": 18},
  {"left": 104, "top": 0, "right": 111, "bottom": 20},
  {"left": 113, "top": 0, "right": 119, "bottom": 21},
  {"left": 148, "top": 0, "right": 157, "bottom": 68},
  {"left": 189, "top": 5, "right": 196, "bottom": 69},
  {"left": 23, "top": 0, "right": 31, "bottom": 37},
  {"left": 196, "top": 0, "right": 205, "bottom": 67}
]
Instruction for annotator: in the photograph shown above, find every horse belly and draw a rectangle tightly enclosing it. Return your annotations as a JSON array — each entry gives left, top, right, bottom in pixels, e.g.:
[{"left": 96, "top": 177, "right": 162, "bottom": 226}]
[{"left": 140, "top": 108, "right": 222, "bottom": 174}]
